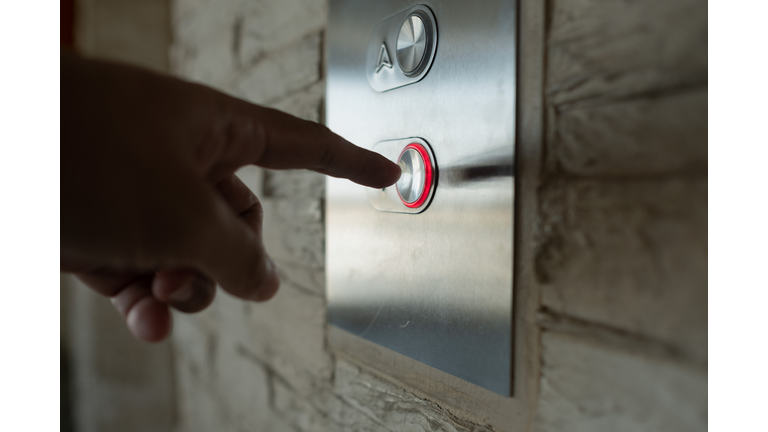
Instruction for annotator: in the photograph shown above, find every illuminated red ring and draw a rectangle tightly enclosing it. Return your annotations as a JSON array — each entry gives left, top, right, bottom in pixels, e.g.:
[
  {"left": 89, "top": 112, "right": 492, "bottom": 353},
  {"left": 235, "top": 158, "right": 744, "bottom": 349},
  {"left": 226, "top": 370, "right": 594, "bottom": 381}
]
[{"left": 396, "top": 143, "right": 433, "bottom": 208}]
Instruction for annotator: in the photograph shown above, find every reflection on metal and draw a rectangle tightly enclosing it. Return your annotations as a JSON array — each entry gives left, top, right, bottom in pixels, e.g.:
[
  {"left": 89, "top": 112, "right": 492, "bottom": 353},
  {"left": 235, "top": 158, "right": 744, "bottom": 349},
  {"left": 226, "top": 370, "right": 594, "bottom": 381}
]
[
  {"left": 439, "top": 147, "right": 515, "bottom": 185},
  {"left": 396, "top": 14, "right": 429, "bottom": 75},
  {"left": 327, "top": 0, "right": 517, "bottom": 396},
  {"left": 397, "top": 148, "right": 426, "bottom": 203},
  {"left": 365, "top": 5, "right": 438, "bottom": 92}
]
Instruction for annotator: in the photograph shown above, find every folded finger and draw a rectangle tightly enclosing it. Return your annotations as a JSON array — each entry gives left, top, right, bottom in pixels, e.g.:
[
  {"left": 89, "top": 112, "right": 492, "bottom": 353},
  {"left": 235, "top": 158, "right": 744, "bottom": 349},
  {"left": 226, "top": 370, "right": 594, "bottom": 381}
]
[
  {"left": 181, "top": 175, "right": 280, "bottom": 303},
  {"left": 152, "top": 269, "right": 216, "bottom": 313},
  {"left": 111, "top": 277, "right": 171, "bottom": 342},
  {"left": 216, "top": 174, "right": 261, "bottom": 218},
  {"left": 214, "top": 174, "right": 279, "bottom": 301}
]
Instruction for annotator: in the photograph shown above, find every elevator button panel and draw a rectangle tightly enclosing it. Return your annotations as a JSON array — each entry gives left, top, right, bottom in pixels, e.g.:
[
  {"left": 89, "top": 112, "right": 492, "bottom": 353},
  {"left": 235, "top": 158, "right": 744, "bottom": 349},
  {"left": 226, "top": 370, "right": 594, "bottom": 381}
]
[
  {"left": 328, "top": 0, "right": 517, "bottom": 396},
  {"left": 366, "top": 5, "right": 437, "bottom": 92},
  {"left": 367, "top": 138, "right": 436, "bottom": 214}
]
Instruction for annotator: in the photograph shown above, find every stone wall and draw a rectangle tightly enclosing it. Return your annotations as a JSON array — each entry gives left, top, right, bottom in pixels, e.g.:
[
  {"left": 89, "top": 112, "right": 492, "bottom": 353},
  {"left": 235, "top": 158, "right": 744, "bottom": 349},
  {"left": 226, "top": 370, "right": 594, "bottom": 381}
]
[
  {"left": 533, "top": 0, "right": 707, "bottom": 429},
  {"left": 65, "top": 0, "right": 707, "bottom": 430}
]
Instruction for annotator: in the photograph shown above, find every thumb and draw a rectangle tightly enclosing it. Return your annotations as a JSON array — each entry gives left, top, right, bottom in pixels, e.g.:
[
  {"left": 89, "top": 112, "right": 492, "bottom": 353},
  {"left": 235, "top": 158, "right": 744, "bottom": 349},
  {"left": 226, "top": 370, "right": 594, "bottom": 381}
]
[{"left": 188, "top": 179, "right": 280, "bottom": 302}]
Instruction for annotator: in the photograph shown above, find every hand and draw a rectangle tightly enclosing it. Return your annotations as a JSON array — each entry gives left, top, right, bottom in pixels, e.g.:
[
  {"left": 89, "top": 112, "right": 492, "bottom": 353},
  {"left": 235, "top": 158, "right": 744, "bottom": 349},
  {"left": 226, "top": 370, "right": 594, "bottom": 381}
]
[{"left": 60, "top": 50, "right": 400, "bottom": 342}]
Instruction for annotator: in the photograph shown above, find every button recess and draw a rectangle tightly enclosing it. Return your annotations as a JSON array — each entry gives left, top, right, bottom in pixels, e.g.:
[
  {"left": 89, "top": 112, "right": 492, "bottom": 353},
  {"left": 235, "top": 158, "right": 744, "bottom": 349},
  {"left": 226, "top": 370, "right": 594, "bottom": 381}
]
[{"left": 396, "top": 143, "right": 433, "bottom": 208}]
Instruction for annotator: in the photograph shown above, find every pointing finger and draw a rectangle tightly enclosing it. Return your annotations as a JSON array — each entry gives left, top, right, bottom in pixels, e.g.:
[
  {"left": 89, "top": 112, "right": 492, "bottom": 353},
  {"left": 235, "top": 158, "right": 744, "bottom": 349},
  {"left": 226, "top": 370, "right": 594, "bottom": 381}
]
[{"left": 190, "top": 88, "right": 401, "bottom": 188}]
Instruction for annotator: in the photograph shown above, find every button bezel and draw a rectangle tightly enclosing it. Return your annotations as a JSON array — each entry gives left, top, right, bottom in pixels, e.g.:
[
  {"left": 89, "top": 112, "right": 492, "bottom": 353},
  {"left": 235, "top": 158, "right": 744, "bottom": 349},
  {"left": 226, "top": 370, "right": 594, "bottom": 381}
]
[
  {"left": 366, "top": 137, "right": 437, "bottom": 214},
  {"left": 365, "top": 5, "right": 438, "bottom": 92},
  {"left": 397, "top": 143, "right": 434, "bottom": 208}
]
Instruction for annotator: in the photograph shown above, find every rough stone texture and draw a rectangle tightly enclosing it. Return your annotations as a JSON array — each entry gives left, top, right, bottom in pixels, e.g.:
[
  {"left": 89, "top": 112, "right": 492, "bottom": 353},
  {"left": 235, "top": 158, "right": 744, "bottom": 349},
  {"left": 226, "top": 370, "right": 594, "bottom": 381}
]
[
  {"left": 546, "top": 0, "right": 707, "bottom": 177},
  {"left": 76, "top": 0, "right": 171, "bottom": 72},
  {"left": 170, "top": 0, "right": 242, "bottom": 90},
  {"left": 536, "top": 177, "right": 708, "bottom": 364},
  {"left": 553, "top": 89, "right": 707, "bottom": 176},
  {"left": 333, "top": 360, "right": 499, "bottom": 432},
  {"left": 534, "top": 0, "right": 708, "bottom": 428},
  {"left": 235, "top": 34, "right": 322, "bottom": 105},
  {"left": 249, "top": 355, "right": 501, "bottom": 432},
  {"left": 535, "top": 332, "right": 707, "bottom": 432},
  {"left": 546, "top": 0, "right": 707, "bottom": 106},
  {"left": 237, "top": 0, "right": 327, "bottom": 66},
  {"left": 171, "top": 0, "right": 326, "bottom": 95}
]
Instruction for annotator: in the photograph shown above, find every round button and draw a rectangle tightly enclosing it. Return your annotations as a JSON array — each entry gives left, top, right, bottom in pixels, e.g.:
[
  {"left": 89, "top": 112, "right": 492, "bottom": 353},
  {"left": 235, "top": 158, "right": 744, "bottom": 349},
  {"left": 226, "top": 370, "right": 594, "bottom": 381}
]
[
  {"left": 396, "top": 14, "right": 430, "bottom": 76},
  {"left": 396, "top": 143, "right": 434, "bottom": 208}
]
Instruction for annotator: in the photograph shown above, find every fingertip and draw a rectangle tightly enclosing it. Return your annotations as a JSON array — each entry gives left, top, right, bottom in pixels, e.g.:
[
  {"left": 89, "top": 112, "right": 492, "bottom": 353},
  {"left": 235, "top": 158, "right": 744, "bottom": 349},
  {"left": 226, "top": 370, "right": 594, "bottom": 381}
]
[
  {"left": 356, "top": 154, "right": 403, "bottom": 189},
  {"left": 375, "top": 154, "right": 403, "bottom": 187},
  {"left": 126, "top": 297, "right": 172, "bottom": 342},
  {"left": 254, "top": 258, "right": 280, "bottom": 302},
  {"left": 384, "top": 158, "right": 403, "bottom": 186}
]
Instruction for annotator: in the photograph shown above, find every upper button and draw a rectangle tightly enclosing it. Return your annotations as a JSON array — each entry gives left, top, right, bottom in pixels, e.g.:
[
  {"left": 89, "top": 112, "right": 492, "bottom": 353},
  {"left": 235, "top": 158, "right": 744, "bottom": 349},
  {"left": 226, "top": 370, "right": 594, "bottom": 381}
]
[
  {"left": 397, "top": 15, "right": 428, "bottom": 76},
  {"left": 365, "top": 5, "right": 437, "bottom": 92}
]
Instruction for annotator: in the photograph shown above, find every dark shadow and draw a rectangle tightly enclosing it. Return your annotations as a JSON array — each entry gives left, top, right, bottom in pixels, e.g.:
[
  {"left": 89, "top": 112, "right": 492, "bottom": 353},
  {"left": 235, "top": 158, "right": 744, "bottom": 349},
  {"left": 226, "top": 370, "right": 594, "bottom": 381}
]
[{"left": 61, "top": 346, "right": 75, "bottom": 432}]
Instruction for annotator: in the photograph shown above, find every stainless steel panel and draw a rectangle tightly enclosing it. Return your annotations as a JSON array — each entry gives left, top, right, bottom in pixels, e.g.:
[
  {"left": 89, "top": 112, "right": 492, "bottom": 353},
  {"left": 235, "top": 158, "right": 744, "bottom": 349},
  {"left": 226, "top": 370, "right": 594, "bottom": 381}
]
[
  {"left": 365, "top": 5, "right": 438, "bottom": 92},
  {"left": 327, "top": 0, "right": 516, "bottom": 396}
]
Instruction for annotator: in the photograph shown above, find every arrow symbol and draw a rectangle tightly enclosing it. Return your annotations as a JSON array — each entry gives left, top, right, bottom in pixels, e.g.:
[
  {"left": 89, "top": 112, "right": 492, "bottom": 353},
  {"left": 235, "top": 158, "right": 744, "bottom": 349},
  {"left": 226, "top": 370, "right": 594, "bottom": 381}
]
[{"left": 375, "top": 43, "right": 393, "bottom": 73}]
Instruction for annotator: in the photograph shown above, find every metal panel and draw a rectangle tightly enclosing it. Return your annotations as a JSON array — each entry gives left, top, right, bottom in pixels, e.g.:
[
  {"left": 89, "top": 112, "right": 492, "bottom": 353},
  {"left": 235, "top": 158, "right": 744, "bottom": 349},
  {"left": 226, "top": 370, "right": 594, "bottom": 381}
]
[
  {"left": 326, "top": 0, "right": 516, "bottom": 396},
  {"left": 365, "top": 5, "right": 438, "bottom": 91}
]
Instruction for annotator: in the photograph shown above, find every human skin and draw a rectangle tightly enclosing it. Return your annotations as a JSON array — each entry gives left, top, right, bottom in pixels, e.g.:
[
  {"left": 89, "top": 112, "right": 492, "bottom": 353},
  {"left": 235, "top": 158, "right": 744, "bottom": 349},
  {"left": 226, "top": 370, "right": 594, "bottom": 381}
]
[{"left": 61, "top": 50, "right": 401, "bottom": 342}]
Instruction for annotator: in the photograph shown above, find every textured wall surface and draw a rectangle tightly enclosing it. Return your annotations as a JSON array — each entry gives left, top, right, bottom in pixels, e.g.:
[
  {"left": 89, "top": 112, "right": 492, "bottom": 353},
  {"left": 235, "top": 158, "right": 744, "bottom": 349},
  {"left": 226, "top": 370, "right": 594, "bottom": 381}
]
[
  {"left": 76, "top": 0, "right": 172, "bottom": 71},
  {"left": 534, "top": 0, "right": 708, "bottom": 430},
  {"left": 164, "top": 0, "right": 708, "bottom": 431}
]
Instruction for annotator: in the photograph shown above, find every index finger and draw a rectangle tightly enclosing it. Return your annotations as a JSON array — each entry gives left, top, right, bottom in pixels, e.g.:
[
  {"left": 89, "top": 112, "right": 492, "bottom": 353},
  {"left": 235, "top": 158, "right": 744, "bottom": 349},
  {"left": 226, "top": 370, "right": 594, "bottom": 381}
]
[{"left": 201, "top": 89, "right": 402, "bottom": 188}]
